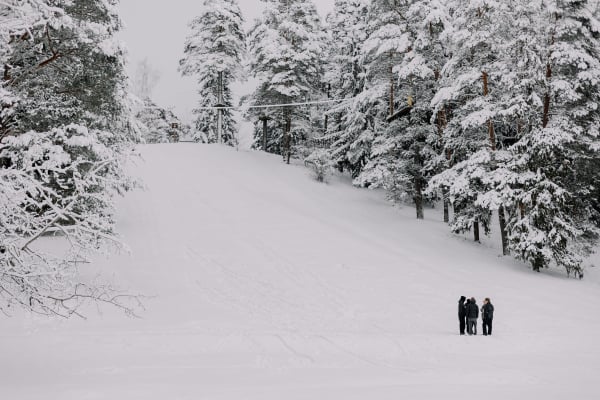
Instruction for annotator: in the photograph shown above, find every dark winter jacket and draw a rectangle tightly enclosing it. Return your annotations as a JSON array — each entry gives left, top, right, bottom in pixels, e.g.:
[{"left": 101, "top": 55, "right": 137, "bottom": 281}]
[
  {"left": 466, "top": 301, "right": 479, "bottom": 319},
  {"left": 458, "top": 297, "right": 467, "bottom": 318},
  {"left": 482, "top": 303, "right": 494, "bottom": 320}
]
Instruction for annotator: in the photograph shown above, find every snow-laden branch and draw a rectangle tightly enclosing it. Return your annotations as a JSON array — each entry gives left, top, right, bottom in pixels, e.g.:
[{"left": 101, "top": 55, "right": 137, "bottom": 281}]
[{"left": 0, "top": 124, "right": 142, "bottom": 317}]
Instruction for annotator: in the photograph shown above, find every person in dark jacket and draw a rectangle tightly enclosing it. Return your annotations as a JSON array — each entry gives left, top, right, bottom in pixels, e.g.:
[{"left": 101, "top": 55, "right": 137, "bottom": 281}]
[
  {"left": 481, "top": 298, "right": 494, "bottom": 336},
  {"left": 458, "top": 296, "right": 467, "bottom": 335},
  {"left": 466, "top": 297, "right": 479, "bottom": 335}
]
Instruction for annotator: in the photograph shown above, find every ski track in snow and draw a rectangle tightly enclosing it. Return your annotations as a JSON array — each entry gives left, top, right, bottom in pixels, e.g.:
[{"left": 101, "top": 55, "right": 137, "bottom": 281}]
[{"left": 1, "top": 144, "right": 600, "bottom": 400}]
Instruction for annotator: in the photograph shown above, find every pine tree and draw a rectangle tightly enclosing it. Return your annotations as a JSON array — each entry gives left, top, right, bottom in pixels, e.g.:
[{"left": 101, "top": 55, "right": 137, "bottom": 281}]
[
  {"left": 5, "top": 0, "right": 127, "bottom": 133},
  {"left": 136, "top": 97, "right": 189, "bottom": 144},
  {"left": 355, "top": 0, "right": 442, "bottom": 218},
  {"left": 179, "top": 0, "right": 246, "bottom": 145},
  {"left": 375, "top": 0, "right": 450, "bottom": 219},
  {"left": 501, "top": 0, "right": 600, "bottom": 275},
  {"left": 429, "top": 0, "right": 510, "bottom": 240},
  {"left": 323, "top": 0, "right": 371, "bottom": 176},
  {"left": 247, "top": 0, "right": 326, "bottom": 162},
  {"left": 331, "top": 0, "right": 405, "bottom": 183}
]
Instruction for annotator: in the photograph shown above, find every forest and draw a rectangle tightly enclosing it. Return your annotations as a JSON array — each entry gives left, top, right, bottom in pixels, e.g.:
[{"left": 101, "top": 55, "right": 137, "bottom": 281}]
[
  {"left": 180, "top": 0, "right": 600, "bottom": 278},
  {"left": 1, "top": 0, "right": 600, "bottom": 316}
]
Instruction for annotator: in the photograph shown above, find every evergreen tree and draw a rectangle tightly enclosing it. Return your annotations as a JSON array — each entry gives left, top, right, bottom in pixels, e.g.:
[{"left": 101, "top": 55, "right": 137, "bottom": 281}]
[
  {"left": 355, "top": 0, "right": 433, "bottom": 215},
  {"left": 179, "top": 0, "right": 246, "bottom": 145},
  {"left": 135, "top": 97, "right": 190, "bottom": 144},
  {"left": 428, "top": 0, "right": 509, "bottom": 239},
  {"left": 5, "top": 0, "right": 127, "bottom": 133},
  {"left": 327, "top": 0, "right": 406, "bottom": 182},
  {"left": 359, "top": 0, "right": 449, "bottom": 218},
  {"left": 323, "top": 0, "right": 371, "bottom": 177},
  {"left": 500, "top": 0, "right": 600, "bottom": 275},
  {"left": 247, "top": 0, "right": 326, "bottom": 162}
]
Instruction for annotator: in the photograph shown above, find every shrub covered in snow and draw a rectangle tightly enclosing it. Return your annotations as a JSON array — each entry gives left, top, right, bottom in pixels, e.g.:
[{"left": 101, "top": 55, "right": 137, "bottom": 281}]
[{"left": 305, "top": 149, "right": 333, "bottom": 183}]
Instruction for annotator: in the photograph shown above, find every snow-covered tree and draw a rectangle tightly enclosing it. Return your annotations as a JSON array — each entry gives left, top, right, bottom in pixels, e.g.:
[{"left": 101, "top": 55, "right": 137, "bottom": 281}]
[
  {"left": 323, "top": 0, "right": 372, "bottom": 177},
  {"left": 4, "top": 0, "right": 127, "bottom": 133},
  {"left": 135, "top": 97, "right": 189, "bottom": 144},
  {"left": 499, "top": 0, "right": 600, "bottom": 275},
  {"left": 359, "top": 0, "right": 449, "bottom": 218},
  {"left": 428, "top": 0, "right": 510, "bottom": 240},
  {"left": 246, "top": 0, "right": 326, "bottom": 162},
  {"left": 0, "top": 0, "right": 140, "bottom": 315},
  {"left": 354, "top": 0, "right": 435, "bottom": 215},
  {"left": 179, "top": 0, "right": 246, "bottom": 145}
]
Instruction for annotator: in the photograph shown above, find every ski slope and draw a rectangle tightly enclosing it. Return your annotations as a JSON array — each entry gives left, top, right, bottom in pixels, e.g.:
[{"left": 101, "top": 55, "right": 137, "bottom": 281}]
[{"left": 2, "top": 143, "right": 600, "bottom": 400}]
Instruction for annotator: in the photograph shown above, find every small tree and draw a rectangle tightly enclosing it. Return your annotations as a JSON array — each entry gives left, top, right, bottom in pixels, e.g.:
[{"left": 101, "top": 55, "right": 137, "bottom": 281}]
[{"left": 305, "top": 148, "right": 333, "bottom": 182}]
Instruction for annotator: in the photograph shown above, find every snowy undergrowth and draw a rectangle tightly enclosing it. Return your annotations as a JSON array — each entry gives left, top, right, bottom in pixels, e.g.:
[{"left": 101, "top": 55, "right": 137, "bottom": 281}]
[{"left": 1, "top": 143, "right": 598, "bottom": 400}]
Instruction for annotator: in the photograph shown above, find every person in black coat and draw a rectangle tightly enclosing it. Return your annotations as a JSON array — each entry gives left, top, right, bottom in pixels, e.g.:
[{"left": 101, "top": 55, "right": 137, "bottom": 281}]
[
  {"left": 481, "top": 298, "right": 494, "bottom": 336},
  {"left": 458, "top": 296, "right": 467, "bottom": 335},
  {"left": 466, "top": 297, "right": 479, "bottom": 335}
]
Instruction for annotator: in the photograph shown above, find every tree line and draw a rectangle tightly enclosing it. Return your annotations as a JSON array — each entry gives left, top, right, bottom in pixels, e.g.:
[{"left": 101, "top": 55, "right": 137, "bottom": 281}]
[{"left": 181, "top": 0, "right": 600, "bottom": 277}]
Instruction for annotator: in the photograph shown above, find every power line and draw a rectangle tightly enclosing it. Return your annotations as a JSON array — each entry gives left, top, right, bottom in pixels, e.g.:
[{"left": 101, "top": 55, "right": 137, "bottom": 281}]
[{"left": 195, "top": 98, "right": 352, "bottom": 111}]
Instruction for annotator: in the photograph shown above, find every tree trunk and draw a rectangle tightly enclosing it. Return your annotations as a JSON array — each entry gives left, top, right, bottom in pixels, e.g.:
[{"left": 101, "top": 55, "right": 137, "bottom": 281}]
[
  {"left": 482, "top": 71, "right": 496, "bottom": 150},
  {"left": 262, "top": 118, "right": 268, "bottom": 152},
  {"left": 389, "top": 53, "right": 395, "bottom": 116},
  {"left": 519, "top": 202, "right": 526, "bottom": 219},
  {"left": 324, "top": 83, "right": 331, "bottom": 133},
  {"left": 473, "top": 220, "right": 480, "bottom": 243},
  {"left": 443, "top": 189, "right": 450, "bottom": 223},
  {"left": 542, "top": 63, "right": 552, "bottom": 129},
  {"left": 498, "top": 205, "right": 509, "bottom": 255},
  {"left": 483, "top": 71, "right": 509, "bottom": 254},
  {"left": 415, "top": 177, "right": 424, "bottom": 220},
  {"left": 217, "top": 71, "right": 224, "bottom": 144},
  {"left": 284, "top": 117, "right": 292, "bottom": 164}
]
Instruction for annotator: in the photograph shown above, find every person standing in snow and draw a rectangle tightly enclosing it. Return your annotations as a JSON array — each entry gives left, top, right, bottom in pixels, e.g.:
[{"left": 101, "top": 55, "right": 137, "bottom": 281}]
[
  {"left": 481, "top": 298, "right": 494, "bottom": 336},
  {"left": 458, "top": 296, "right": 467, "bottom": 335},
  {"left": 466, "top": 297, "right": 479, "bottom": 335}
]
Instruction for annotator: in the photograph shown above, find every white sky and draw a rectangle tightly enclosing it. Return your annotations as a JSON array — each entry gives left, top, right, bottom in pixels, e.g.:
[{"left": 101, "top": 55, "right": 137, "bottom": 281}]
[{"left": 118, "top": 0, "right": 335, "bottom": 123}]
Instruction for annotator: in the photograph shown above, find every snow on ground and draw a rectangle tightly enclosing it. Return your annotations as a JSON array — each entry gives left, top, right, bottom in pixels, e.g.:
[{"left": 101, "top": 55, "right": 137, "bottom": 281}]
[{"left": 2, "top": 143, "right": 600, "bottom": 400}]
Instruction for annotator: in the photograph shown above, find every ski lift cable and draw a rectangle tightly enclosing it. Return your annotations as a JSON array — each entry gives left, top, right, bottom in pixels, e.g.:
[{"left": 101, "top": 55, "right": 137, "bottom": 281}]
[{"left": 196, "top": 98, "right": 353, "bottom": 111}]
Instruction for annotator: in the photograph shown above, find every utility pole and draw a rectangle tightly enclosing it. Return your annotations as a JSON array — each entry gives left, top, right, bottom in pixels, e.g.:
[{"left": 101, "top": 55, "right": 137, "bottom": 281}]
[{"left": 259, "top": 114, "right": 271, "bottom": 152}]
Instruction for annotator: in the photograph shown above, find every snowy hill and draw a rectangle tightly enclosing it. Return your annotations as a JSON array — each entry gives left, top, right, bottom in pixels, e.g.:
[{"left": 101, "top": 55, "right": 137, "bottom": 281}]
[{"left": 2, "top": 143, "right": 600, "bottom": 400}]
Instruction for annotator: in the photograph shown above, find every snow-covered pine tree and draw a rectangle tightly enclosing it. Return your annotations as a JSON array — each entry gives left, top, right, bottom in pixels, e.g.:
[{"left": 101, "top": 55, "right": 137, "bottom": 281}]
[
  {"left": 428, "top": 0, "right": 510, "bottom": 241},
  {"left": 136, "top": 97, "right": 189, "bottom": 144},
  {"left": 247, "top": 0, "right": 326, "bottom": 162},
  {"left": 354, "top": 0, "right": 425, "bottom": 209},
  {"left": 323, "top": 0, "right": 372, "bottom": 177},
  {"left": 5, "top": 0, "right": 127, "bottom": 133},
  {"left": 179, "top": 0, "right": 246, "bottom": 145},
  {"left": 369, "top": 0, "right": 450, "bottom": 219},
  {"left": 471, "top": 0, "right": 548, "bottom": 256},
  {"left": 499, "top": 0, "right": 600, "bottom": 275}
]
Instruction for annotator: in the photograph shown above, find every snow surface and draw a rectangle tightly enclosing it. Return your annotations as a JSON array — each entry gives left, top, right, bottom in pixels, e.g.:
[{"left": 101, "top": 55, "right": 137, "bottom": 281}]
[{"left": 2, "top": 143, "right": 600, "bottom": 399}]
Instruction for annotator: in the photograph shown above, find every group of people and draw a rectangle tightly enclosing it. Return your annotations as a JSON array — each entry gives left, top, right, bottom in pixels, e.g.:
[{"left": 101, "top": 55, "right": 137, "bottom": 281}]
[{"left": 458, "top": 296, "right": 494, "bottom": 336}]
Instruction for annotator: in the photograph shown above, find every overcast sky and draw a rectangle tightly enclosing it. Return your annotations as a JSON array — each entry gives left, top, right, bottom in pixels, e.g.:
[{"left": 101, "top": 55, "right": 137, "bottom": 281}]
[{"left": 118, "top": 0, "right": 335, "bottom": 123}]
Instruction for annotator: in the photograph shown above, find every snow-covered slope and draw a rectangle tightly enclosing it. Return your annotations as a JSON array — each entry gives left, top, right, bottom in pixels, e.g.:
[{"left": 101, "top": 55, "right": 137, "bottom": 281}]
[{"left": 2, "top": 144, "right": 599, "bottom": 399}]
